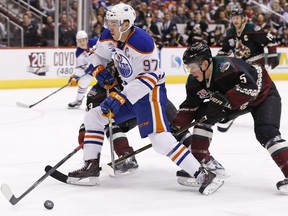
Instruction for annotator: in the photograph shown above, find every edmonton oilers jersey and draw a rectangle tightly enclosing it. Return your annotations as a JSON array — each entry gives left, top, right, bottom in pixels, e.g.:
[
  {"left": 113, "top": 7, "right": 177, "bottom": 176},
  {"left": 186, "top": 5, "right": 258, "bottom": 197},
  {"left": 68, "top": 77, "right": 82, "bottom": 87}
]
[
  {"left": 75, "top": 37, "right": 98, "bottom": 73},
  {"left": 89, "top": 27, "right": 165, "bottom": 104}
]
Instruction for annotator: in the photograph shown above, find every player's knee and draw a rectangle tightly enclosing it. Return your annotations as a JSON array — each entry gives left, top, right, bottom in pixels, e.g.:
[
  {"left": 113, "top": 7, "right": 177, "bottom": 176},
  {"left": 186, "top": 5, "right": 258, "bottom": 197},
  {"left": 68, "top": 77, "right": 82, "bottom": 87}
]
[
  {"left": 149, "top": 132, "right": 178, "bottom": 155},
  {"left": 84, "top": 107, "right": 104, "bottom": 129},
  {"left": 255, "top": 125, "right": 280, "bottom": 146}
]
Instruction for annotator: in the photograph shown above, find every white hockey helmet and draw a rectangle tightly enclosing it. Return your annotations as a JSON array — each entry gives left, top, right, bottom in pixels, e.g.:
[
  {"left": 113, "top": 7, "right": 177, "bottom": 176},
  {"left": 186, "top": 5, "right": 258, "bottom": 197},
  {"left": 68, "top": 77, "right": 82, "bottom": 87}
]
[
  {"left": 76, "top": 30, "right": 88, "bottom": 40},
  {"left": 105, "top": 3, "right": 136, "bottom": 29}
]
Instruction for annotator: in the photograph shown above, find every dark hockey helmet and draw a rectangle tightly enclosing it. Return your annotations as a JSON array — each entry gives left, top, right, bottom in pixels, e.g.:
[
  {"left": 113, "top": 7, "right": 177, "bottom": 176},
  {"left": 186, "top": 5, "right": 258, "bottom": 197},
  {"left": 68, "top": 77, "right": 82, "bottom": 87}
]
[
  {"left": 182, "top": 42, "right": 212, "bottom": 66},
  {"left": 230, "top": 8, "right": 246, "bottom": 18}
]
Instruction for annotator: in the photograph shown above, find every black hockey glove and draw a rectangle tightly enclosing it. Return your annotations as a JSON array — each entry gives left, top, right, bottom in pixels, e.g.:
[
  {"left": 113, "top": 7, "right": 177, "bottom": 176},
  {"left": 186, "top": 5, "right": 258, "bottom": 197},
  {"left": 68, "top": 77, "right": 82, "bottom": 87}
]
[
  {"left": 267, "top": 54, "right": 279, "bottom": 69},
  {"left": 206, "top": 92, "right": 229, "bottom": 125}
]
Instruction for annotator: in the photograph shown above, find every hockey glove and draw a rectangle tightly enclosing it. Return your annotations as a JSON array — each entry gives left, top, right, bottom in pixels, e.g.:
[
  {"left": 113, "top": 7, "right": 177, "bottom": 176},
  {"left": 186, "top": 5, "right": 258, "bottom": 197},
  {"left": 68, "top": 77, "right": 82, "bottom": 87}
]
[
  {"left": 68, "top": 74, "right": 80, "bottom": 86},
  {"left": 267, "top": 54, "right": 279, "bottom": 69},
  {"left": 206, "top": 92, "right": 229, "bottom": 125},
  {"left": 93, "top": 65, "right": 115, "bottom": 89},
  {"left": 100, "top": 92, "right": 126, "bottom": 117},
  {"left": 173, "top": 108, "right": 197, "bottom": 129}
]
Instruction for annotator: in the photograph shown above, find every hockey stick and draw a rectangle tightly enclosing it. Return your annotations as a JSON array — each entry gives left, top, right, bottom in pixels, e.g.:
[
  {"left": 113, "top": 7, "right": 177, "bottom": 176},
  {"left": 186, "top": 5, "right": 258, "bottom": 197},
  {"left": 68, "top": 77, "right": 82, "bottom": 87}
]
[
  {"left": 16, "top": 73, "right": 90, "bottom": 108},
  {"left": 45, "top": 116, "right": 207, "bottom": 183},
  {"left": 105, "top": 85, "right": 116, "bottom": 175},
  {"left": 1, "top": 143, "right": 83, "bottom": 205}
]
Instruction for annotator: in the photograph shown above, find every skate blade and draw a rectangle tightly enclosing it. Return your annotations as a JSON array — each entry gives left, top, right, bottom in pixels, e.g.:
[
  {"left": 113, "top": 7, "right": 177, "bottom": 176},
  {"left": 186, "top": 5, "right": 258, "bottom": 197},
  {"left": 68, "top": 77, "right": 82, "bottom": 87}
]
[
  {"left": 67, "top": 106, "right": 81, "bottom": 109},
  {"left": 67, "top": 176, "right": 100, "bottom": 186},
  {"left": 177, "top": 177, "right": 200, "bottom": 187},
  {"left": 211, "top": 169, "right": 230, "bottom": 179},
  {"left": 278, "top": 184, "right": 288, "bottom": 194},
  {"left": 201, "top": 177, "right": 224, "bottom": 195},
  {"left": 115, "top": 167, "right": 138, "bottom": 175}
]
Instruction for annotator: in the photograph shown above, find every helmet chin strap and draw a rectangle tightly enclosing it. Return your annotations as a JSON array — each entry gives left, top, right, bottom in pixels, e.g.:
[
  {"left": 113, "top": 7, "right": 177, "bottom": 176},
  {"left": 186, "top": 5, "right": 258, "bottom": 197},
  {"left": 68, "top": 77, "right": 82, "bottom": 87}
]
[
  {"left": 198, "top": 60, "right": 212, "bottom": 89},
  {"left": 117, "top": 25, "right": 131, "bottom": 41}
]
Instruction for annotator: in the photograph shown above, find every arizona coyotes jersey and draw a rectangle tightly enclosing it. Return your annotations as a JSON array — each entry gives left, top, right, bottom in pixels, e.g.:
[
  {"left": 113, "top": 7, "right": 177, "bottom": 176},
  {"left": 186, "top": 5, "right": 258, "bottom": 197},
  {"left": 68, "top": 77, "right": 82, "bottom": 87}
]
[
  {"left": 180, "top": 56, "right": 272, "bottom": 111},
  {"left": 90, "top": 27, "right": 164, "bottom": 104},
  {"left": 218, "top": 23, "right": 276, "bottom": 63}
]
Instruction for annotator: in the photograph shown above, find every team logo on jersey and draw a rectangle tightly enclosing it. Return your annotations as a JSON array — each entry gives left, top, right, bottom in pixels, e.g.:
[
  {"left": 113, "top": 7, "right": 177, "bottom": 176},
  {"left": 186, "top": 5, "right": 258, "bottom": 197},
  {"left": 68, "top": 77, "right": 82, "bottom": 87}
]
[
  {"left": 114, "top": 53, "right": 133, "bottom": 78},
  {"left": 228, "top": 39, "right": 235, "bottom": 47},
  {"left": 219, "top": 62, "right": 231, "bottom": 72},
  {"left": 197, "top": 89, "right": 209, "bottom": 99},
  {"left": 235, "top": 39, "right": 251, "bottom": 59}
]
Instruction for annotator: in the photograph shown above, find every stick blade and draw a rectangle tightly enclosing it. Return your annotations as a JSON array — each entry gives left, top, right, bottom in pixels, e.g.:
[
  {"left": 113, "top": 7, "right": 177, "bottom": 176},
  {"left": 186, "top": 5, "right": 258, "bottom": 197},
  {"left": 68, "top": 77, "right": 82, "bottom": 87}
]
[
  {"left": 16, "top": 101, "right": 31, "bottom": 108},
  {"left": 101, "top": 164, "right": 115, "bottom": 177},
  {"left": 1, "top": 184, "right": 17, "bottom": 205},
  {"left": 45, "top": 165, "right": 68, "bottom": 183}
]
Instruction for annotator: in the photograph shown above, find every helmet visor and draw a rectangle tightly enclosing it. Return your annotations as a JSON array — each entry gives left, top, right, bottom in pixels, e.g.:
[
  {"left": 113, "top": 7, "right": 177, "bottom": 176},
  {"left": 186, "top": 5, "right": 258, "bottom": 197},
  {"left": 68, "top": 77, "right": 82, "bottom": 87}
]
[
  {"left": 183, "top": 63, "right": 200, "bottom": 74},
  {"left": 104, "top": 19, "right": 121, "bottom": 29}
]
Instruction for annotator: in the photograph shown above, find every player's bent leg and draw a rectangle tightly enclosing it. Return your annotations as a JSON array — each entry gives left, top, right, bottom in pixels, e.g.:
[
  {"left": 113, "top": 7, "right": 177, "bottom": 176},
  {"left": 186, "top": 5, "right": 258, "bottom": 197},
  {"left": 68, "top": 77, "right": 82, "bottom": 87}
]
[
  {"left": 149, "top": 132, "right": 224, "bottom": 195},
  {"left": 265, "top": 136, "right": 288, "bottom": 193},
  {"left": 68, "top": 107, "right": 108, "bottom": 185},
  {"left": 105, "top": 124, "right": 139, "bottom": 174}
]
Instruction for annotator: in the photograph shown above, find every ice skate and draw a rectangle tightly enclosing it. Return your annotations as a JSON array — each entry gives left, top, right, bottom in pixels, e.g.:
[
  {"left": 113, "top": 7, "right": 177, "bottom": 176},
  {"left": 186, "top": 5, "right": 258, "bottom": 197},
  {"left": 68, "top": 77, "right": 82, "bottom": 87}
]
[
  {"left": 203, "top": 156, "right": 229, "bottom": 178},
  {"left": 68, "top": 99, "right": 83, "bottom": 109},
  {"left": 67, "top": 158, "right": 100, "bottom": 186},
  {"left": 114, "top": 152, "right": 139, "bottom": 174},
  {"left": 217, "top": 119, "right": 234, "bottom": 132},
  {"left": 276, "top": 178, "right": 288, "bottom": 194},
  {"left": 195, "top": 167, "right": 224, "bottom": 195},
  {"left": 176, "top": 169, "right": 200, "bottom": 187},
  {"left": 176, "top": 156, "right": 228, "bottom": 187}
]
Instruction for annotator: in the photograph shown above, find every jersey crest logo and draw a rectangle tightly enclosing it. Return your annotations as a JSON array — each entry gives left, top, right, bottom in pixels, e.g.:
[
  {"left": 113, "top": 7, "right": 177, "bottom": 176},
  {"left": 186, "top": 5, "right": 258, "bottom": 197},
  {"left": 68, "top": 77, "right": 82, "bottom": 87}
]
[
  {"left": 197, "top": 89, "right": 209, "bottom": 99},
  {"left": 114, "top": 53, "right": 133, "bottom": 78},
  {"left": 219, "top": 62, "right": 231, "bottom": 72},
  {"left": 235, "top": 38, "right": 251, "bottom": 59},
  {"left": 228, "top": 38, "right": 235, "bottom": 47}
]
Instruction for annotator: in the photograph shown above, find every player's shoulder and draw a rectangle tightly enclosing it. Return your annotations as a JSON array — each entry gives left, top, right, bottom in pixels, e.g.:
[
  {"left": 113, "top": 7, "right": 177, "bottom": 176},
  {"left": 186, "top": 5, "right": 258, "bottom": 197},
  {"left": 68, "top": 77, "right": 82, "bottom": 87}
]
[
  {"left": 245, "top": 23, "right": 262, "bottom": 32},
  {"left": 226, "top": 27, "right": 236, "bottom": 36},
  {"left": 213, "top": 56, "right": 239, "bottom": 74},
  {"left": 75, "top": 47, "right": 85, "bottom": 57},
  {"left": 127, "top": 27, "right": 154, "bottom": 53},
  {"left": 99, "top": 28, "right": 114, "bottom": 41},
  {"left": 88, "top": 37, "right": 98, "bottom": 47}
]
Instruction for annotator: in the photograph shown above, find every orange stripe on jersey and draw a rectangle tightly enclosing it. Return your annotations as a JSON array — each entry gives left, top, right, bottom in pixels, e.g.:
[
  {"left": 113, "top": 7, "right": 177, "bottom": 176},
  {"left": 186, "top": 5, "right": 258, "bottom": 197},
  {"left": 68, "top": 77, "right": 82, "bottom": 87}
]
[
  {"left": 152, "top": 86, "right": 165, "bottom": 132},
  {"left": 84, "top": 135, "right": 104, "bottom": 140},
  {"left": 171, "top": 146, "right": 186, "bottom": 161},
  {"left": 137, "top": 75, "right": 157, "bottom": 86}
]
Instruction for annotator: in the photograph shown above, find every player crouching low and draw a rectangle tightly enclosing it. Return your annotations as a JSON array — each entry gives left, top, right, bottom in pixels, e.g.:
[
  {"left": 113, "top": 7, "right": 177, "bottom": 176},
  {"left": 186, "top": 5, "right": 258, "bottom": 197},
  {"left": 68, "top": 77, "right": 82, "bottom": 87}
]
[{"left": 66, "top": 3, "right": 224, "bottom": 195}]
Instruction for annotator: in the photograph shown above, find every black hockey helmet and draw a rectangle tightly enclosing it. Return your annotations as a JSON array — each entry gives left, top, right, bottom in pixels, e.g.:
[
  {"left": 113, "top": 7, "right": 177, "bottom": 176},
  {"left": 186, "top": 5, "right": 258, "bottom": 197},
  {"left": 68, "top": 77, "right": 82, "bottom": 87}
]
[
  {"left": 230, "top": 8, "right": 246, "bottom": 18},
  {"left": 182, "top": 42, "right": 212, "bottom": 66}
]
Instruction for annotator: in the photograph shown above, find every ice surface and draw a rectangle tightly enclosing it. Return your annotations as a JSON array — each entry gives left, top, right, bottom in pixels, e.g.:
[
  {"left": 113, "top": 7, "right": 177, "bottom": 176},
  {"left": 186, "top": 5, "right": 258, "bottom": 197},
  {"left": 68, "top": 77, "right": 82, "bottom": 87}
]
[{"left": 0, "top": 82, "right": 288, "bottom": 216}]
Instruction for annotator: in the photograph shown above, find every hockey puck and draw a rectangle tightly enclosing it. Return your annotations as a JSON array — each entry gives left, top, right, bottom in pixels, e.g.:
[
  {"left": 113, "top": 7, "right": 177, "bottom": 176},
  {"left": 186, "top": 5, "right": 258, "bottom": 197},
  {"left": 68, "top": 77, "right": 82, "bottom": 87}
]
[{"left": 44, "top": 200, "right": 54, "bottom": 210}]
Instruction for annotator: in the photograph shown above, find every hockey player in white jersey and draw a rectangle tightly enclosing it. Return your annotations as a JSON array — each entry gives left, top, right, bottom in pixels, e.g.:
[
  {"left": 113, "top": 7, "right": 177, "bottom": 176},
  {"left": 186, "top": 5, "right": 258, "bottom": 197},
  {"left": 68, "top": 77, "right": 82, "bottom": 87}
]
[
  {"left": 68, "top": 30, "right": 98, "bottom": 109},
  {"left": 67, "top": 3, "right": 224, "bottom": 195}
]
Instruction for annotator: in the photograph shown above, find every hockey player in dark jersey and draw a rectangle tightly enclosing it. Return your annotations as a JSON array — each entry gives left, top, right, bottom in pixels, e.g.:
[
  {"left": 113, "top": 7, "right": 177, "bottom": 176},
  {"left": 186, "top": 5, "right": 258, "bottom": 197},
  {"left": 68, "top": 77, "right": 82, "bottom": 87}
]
[
  {"left": 216, "top": 8, "right": 279, "bottom": 132},
  {"left": 173, "top": 42, "right": 288, "bottom": 193}
]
